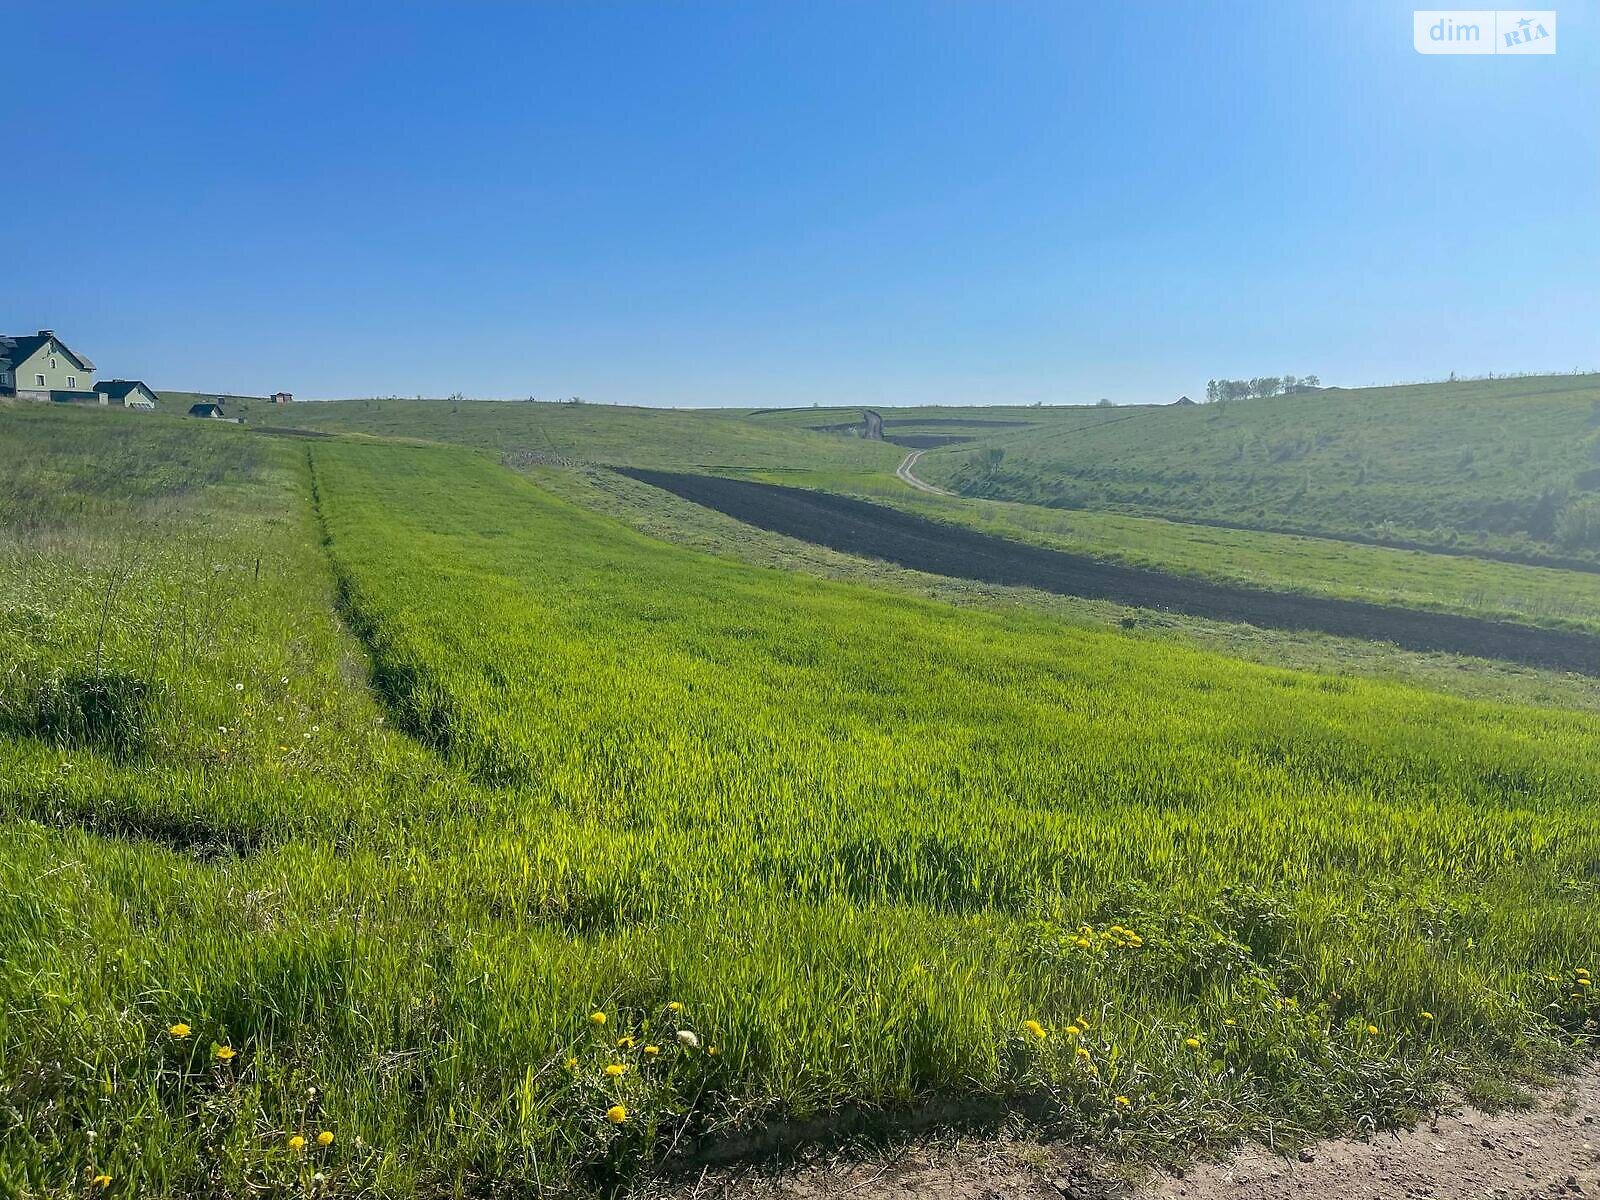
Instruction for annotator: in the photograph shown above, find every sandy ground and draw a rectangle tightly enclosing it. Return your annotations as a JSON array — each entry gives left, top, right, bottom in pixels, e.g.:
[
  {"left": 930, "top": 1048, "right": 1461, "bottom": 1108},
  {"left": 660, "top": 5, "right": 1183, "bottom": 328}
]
[{"left": 668, "top": 1067, "right": 1600, "bottom": 1200}]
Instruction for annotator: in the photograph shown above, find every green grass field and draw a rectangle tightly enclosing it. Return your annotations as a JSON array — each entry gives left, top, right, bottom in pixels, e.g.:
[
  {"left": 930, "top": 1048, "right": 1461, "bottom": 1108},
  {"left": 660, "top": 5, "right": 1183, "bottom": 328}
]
[
  {"left": 6, "top": 404, "right": 1600, "bottom": 1197},
  {"left": 913, "top": 374, "right": 1600, "bottom": 560}
]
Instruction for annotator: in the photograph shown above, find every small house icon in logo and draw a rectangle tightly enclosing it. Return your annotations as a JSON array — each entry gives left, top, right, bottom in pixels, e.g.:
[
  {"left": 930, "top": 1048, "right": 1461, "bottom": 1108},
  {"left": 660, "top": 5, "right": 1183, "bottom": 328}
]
[{"left": 1503, "top": 14, "right": 1551, "bottom": 46}]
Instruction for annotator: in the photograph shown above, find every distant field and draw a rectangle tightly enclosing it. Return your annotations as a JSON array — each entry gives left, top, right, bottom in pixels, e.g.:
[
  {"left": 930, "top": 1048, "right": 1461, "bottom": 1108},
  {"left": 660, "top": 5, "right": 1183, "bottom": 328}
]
[
  {"left": 913, "top": 375, "right": 1600, "bottom": 561},
  {"left": 219, "top": 395, "right": 906, "bottom": 472},
  {"left": 9, "top": 404, "right": 1600, "bottom": 1196},
  {"left": 747, "top": 468, "right": 1600, "bottom": 634}
]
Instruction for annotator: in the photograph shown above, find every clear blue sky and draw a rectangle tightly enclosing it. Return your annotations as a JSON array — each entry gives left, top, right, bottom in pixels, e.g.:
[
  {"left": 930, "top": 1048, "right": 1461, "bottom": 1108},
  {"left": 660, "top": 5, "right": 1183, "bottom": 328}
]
[{"left": 5, "top": 2, "right": 1596, "bottom": 406}]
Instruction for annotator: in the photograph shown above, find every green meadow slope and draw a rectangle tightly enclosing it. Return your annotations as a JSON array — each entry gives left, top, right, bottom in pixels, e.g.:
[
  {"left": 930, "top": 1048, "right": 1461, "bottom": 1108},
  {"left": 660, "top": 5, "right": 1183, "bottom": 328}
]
[
  {"left": 914, "top": 374, "right": 1600, "bottom": 560},
  {"left": 5, "top": 405, "right": 1600, "bottom": 1196}
]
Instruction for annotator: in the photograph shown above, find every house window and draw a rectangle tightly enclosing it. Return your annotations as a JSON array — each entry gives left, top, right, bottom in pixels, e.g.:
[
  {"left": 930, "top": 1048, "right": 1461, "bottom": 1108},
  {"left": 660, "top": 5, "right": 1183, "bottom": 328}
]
[
  {"left": 67, "top": 376, "right": 76, "bottom": 389},
  {"left": 49, "top": 358, "right": 57, "bottom": 369},
  {"left": 35, "top": 374, "right": 46, "bottom": 386}
]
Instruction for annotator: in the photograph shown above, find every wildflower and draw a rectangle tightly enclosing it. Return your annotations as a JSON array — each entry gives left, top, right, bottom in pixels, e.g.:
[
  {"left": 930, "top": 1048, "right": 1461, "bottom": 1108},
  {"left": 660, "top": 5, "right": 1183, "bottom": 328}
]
[
  {"left": 676, "top": 1030, "right": 700, "bottom": 1049},
  {"left": 1126, "top": 934, "right": 1143, "bottom": 947},
  {"left": 1365, "top": 1025, "right": 1380, "bottom": 1036},
  {"left": 1114, "top": 1095, "right": 1131, "bottom": 1107},
  {"left": 1075, "top": 1046, "right": 1091, "bottom": 1059},
  {"left": 1022, "top": 1019, "right": 1046, "bottom": 1040},
  {"left": 666, "top": 1001, "right": 683, "bottom": 1013},
  {"left": 1223, "top": 1018, "right": 1237, "bottom": 1027},
  {"left": 168, "top": 1023, "right": 191, "bottom": 1039},
  {"left": 564, "top": 1056, "right": 579, "bottom": 1070},
  {"left": 707, "top": 1046, "right": 720, "bottom": 1056},
  {"left": 605, "top": 1104, "right": 627, "bottom": 1124},
  {"left": 214, "top": 1045, "right": 236, "bottom": 1062},
  {"left": 1421, "top": 1011, "right": 1435, "bottom": 1021},
  {"left": 288, "top": 1134, "right": 306, "bottom": 1151},
  {"left": 1184, "top": 1037, "right": 1201, "bottom": 1048},
  {"left": 616, "top": 1036, "right": 635, "bottom": 1050},
  {"left": 605, "top": 1063, "right": 626, "bottom": 1077},
  {"left": 91, "top": 1175, "right": 112, "bottom": 1190},
  {"left": 1075, "top": 1015, "right": 1091, "bottom": 1030},
  {"left": 316, "top": 1130, "right": 334, "bottom": 1146},
  {"left": 1063, "top": 1025, "right": 1081, "bottom": 1037},
  {"left": 235, "top": 683, "right": 244, "bottom": 692},
  {"left": 1580, "top": 979, "right": 1593, "bottom": 989},
  {"left": 643, "top": 1045, "right": 659, "bottom": 1056},
  {"left": 590, "top": 1011, "right": 607, "bottom": 1026},
  {"left": 1073, "top": 937, "right": 1092, "bottom": 949}
]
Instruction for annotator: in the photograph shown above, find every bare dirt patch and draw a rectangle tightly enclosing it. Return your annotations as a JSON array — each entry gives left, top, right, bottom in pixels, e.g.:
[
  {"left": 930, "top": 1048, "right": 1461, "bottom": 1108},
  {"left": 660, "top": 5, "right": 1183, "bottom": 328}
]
[
  {"left": 667, "top": 1068, "right": 1600, "bottom": 1200},
  {"left": 619, "top": 470, "right": 1600, "bottom": 676}
]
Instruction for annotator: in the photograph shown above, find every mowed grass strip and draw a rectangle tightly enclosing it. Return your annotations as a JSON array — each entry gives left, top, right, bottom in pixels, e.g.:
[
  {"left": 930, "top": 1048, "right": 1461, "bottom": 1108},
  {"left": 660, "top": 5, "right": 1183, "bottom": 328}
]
[{"left": 6, "top": 411, "right": 1600, "bottom": 1197}]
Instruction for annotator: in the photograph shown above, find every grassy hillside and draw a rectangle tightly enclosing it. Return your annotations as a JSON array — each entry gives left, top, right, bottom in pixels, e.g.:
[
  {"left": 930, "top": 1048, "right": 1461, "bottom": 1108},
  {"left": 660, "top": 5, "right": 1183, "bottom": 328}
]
[
  {"left": 916, "top": 374, "right": 1600, "bottom": 559},
  {"left": 8, "top": 405, "right": 1600, "bottom": 1195},
  {"left": 217, "top": 396, "right": 906, "bottom": 472}
]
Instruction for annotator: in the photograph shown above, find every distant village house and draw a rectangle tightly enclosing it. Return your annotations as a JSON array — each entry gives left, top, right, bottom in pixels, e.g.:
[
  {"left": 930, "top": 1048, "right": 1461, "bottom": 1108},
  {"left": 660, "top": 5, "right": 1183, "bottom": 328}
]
[
  {"left": 1, "top": 329, "right": 159, "bottom": 410},
  {"left": 269, "top": 391, "right": 293, "bottom": 404},
  {"left": 96, "top": 380, "right": 159, "bottom": 410},
  {"left": 188, "top": 401, "right": 228, "bottom": 419}
]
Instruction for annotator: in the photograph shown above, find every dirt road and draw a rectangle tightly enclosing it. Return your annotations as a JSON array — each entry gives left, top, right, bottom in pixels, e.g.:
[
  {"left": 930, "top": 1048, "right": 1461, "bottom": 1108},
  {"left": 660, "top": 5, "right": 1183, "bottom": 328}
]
[
  {"left": 619, "top": 469, "right": 1600, "bottom": 676},
  {"left": 674, "top": 1066, "right": 1600, "bottom": 1200},
  {"left": 895, "top": 450, "right": 955, "bottom": 496}
]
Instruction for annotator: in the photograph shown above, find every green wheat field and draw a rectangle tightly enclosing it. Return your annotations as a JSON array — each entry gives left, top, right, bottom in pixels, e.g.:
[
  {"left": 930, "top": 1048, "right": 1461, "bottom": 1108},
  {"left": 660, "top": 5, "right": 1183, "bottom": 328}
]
[{"left": 5, "top": 384, "right": 1600, "bottom": 1198}]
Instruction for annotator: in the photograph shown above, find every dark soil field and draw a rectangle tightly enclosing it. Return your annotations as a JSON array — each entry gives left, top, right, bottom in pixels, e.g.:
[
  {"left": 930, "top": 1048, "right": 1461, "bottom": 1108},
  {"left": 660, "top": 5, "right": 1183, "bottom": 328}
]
[{"left": 620, "top": 469, "right": 1600, "bottom": 676}]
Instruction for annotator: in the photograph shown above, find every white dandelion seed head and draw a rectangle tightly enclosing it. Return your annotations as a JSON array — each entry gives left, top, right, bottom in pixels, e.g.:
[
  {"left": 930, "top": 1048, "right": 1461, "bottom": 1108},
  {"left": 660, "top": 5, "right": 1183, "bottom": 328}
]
[{"left": 676, "top": 1030, "right": 700, "bottom": 1048}]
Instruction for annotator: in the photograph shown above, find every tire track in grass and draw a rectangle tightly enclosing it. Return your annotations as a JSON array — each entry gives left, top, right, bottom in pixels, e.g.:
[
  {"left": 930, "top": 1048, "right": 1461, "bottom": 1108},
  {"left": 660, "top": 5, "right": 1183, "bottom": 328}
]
[{"left": 619, "top": 468, "right": 1600, "bottom": 677}]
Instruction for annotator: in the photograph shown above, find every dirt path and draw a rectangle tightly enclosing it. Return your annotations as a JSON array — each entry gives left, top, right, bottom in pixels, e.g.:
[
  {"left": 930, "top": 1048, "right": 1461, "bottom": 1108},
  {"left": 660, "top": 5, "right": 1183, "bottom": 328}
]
[
  {"left": 671, "top": 1067, "right": 1600, "bottom": 1200},
  {"left": 895, "top": 450, "right": 955, "bottom": 496},
  {"left": 619, "top": 469, "right": 1600, "bottom": 676}
]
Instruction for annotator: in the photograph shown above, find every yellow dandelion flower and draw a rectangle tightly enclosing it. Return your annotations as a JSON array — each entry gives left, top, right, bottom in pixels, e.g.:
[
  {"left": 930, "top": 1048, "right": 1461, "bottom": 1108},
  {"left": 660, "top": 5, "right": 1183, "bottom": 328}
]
[
  {"left": 1577, "top": 968, "right": 1590, "bottom": 978},
  {"left": 1022, "top": 1019, "right": 1046, "bottom": 1040},
  {"left": 316, "top": 1130, "right": 333, "bottom": 1147},
  {"left": 1086, "top": 1063, "right": 1099, "bottom": 1076},
  {"left": 1075, "top": 1015, "right": 1091, "bottom": 1029},
  {"left": 287, "top": 1134, "right": 306, "bottom": 1151},
  {"left": 590, "top": 1011, "right": 607, "bottom": 1026},
  {"left": 604, "top": 1063, "right": 627, "bottom": 1077},
  {"left": 1580, "top": 979, "right": 1592, "bottom": 988},
  {"left": 1365, "top": 1024, "right": 1380, "bottom": 1036},
  {"left": 1075, "top": 1046, "right": 1091, "bottom": 1058},
  {"left": 1063, "top": 1024, "right": 1081, "bottom": 1037},
  {"left": 1114, "top": 1095, "right": 1130, "bottom": 1107},
  {"left": 1073, "top": 937, "right": 1092, "bottom": 949},
  {"left": 564, "top": 1056, "right": 578, "bottom": 1071},
  {"left": 1223, "top": 1018, "right": 1237, "bottom": 1027},
  {"left": 1421, "top": 1011, "right": 1434, "bottom": 1021},
  {"left": 213, "top": 1045, "right": 236, "bottom": 1062},
  {"left": 168, "top": 1023, "right": 191, "bottom": 1039},
  {"left": 616, "top": 1036, "right": 635, "bottom": 1050},
  {"left": 1184, "top": 1036, "right": 1201, "bottom": 1048},
  {"left": 1126, "top": 934, "right": 1143, "bottom": 947},
  {"left": 666, "top": 1001, "right": 683, "bottom": 1013},
  {"left": 707, "top": 1046, "right": 720, "bottom": 1056},
  {"left": 91, "top": 1176, "right": 112, "bottom": 1190},
  {"left": 605, "top": 1104, "right": 627, "bottom": 1124},
  {"left": 643, "top": 1044, "right": 660, "bottom": 1056}
]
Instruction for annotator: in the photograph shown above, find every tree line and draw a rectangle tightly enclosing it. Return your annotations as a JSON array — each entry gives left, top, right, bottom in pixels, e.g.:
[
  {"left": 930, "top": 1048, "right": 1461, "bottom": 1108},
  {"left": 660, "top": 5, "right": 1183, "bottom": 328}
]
[{"left": 1205, "top": 375, "right": 1321, "bottom": 403}]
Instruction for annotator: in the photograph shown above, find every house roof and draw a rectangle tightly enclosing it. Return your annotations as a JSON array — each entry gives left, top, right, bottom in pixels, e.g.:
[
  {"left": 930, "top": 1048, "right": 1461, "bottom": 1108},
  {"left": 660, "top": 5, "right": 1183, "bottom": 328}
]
[
  {"left": 189, "top": 402, "right": 224, "bottom": 416},
  {"left": 0, "top": 331, "right": 96, "bottom": 372},
  {"left": 96, "top": 379, "right": 158, "bottom": 400}
]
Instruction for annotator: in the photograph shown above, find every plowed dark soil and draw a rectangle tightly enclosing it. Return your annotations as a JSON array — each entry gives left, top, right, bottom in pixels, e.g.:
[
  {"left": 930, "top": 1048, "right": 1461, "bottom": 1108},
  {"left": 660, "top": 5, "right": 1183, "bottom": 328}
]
[{"left": 619, "top": 469, "right": 1600, "bottom": 676}]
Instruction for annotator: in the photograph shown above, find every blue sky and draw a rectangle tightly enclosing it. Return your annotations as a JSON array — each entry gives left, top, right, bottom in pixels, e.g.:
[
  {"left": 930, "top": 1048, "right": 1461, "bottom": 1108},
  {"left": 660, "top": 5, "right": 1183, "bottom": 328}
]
[{"left": 4, "top": 2, "right": 1596, "bottom": 405}]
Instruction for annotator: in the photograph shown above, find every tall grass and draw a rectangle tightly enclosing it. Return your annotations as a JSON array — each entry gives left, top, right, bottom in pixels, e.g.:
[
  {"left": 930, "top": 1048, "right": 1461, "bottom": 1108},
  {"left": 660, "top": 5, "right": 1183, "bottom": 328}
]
[{"left": 4, "top": 412, "right": 1600, "bottom": 1198}]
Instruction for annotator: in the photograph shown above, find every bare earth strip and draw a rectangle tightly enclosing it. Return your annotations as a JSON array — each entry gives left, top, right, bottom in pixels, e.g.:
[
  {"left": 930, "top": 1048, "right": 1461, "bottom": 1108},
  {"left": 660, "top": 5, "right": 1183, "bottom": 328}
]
[
  {"left": 671, "top": 1067, "right": 1600, "bottom": 1200},
  {"left": 618, "top": 469, "right": 1600, "bottom": 676}
]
